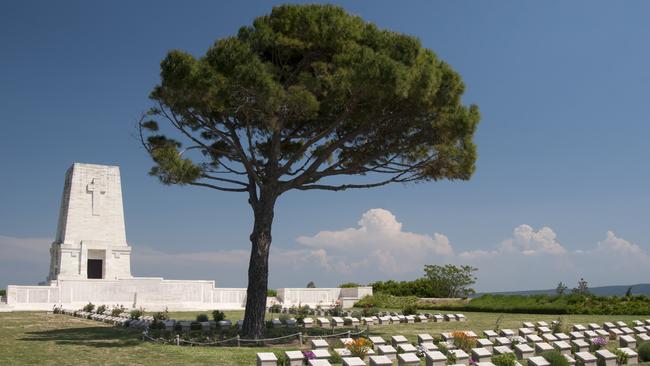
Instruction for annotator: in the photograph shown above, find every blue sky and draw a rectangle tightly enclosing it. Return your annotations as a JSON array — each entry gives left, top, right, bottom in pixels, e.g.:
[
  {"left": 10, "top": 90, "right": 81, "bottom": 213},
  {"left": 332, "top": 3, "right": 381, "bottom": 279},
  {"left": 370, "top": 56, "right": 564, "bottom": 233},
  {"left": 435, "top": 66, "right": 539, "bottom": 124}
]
[{"left": 1, "top": 0, "right": 649, "bottom": 291}]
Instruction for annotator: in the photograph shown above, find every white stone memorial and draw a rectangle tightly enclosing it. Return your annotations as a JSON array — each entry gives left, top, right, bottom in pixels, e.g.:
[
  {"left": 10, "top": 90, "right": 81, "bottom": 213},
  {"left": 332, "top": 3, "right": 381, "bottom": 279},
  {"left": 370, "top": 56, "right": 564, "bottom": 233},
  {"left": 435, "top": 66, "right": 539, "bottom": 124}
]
[{"left": 4, "top": 163, "right": 372, "bottom": 311}]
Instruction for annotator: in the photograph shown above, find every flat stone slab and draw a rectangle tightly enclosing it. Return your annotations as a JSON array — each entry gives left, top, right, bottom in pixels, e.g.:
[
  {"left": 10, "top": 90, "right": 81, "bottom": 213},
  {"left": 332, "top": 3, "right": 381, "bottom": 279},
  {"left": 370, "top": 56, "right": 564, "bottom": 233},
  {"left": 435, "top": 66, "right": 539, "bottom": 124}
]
[
  {"left": 421, "top": 342, "right": 438, "bottom": 351},
  {"left": 535, "top": 342, "right": 554, "bottom": 353},
  {"left": 342, "top": 357, "right": 366, "bottom": 366},
  {"left": 595, "top": 350, "right": 616, "bottom": 360},
  {"left": 575, "top": 352, "right": 597, "bottom": 363},
  {"left": 426, "top": 351, "right": 447, "bottom": 361},
  {"left": 308, "top": 360, "right": 332, "bottom": 366},
  {"left": 311, "top": 339, "right": 329, "bottom": 349},
  {"left": 398, "top": 352, "right": 420, "bottom": 363},
  {"left": 369, "top": 355, "right": 393, "bottom": 366},
  {"left": 528, "top": 356, "right": 550, "bottom": 366},
  {"left": 285, "top": 350, "right": 304, "bottom": 360},
  {"left": 418, "top": 333, "right": 434, "bottom": 343},
  {"left": 398, "top": 344, "right": 417, "bottom": 353},
  {"left": 312, "top": 349, "right": 331, "bottom": 359},
  {"left": 377, "top": 345, "right": 397, "bottom": 355},
  {"left": 494, "top": 346, "right": 514, "bottom": 355}
]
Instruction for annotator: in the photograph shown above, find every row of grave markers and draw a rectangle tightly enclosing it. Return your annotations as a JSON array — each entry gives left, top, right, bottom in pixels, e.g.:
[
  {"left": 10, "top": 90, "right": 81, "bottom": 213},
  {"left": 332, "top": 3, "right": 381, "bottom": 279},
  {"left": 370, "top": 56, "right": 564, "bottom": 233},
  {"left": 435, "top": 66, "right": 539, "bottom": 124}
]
[{"left": 257, "top": 318, "right": 650, "bottom": 366}]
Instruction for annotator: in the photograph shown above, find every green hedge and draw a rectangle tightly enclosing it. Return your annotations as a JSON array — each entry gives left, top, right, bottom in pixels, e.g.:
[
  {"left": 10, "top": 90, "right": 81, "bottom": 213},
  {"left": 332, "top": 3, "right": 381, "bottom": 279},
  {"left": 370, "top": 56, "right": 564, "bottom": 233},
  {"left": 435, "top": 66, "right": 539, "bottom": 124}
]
[
  {"left": 354, "top": 293, "right": 418, "bottom": 309},
  {"left": 419, "top": 294, "right": 650, "bottom": 315}
]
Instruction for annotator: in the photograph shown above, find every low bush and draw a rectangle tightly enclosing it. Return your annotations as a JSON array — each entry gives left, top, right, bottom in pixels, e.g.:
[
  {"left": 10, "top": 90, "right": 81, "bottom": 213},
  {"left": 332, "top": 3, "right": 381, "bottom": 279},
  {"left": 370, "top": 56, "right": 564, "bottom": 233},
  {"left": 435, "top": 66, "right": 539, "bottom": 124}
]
[
  {"left": 212, "top": 310, "right": 225, "bottom": 322},
  {"left": 492, "top": 352, "right": 516, "bottom": 366},
  {"left": 274, "top": 351, "right": 289, "bottom": 366},
  {"left": 452, "top": 331, "right": 475, "bottom": 353},
  {"left": 339, "top": 282, "right": 361, "bottom": 288},
  {"left": 354, "top": 293, "right": 418, "bottom": 309},
  {"left": 153, "top": 308, "right": 169, "bottom": 321},
  {"left": 540, "top": 350, "right": 570, "bottom": 366},
  {"left": 614, "top": 349, "right": 629, "bottom": 366},
  {"left": 422, "top": 293, "right": 650, "bottom": 315},
  {"left": 96, "top": 305, "right": 106, "bottom": 314},
  {"left": 328, "top": 305, "right": 343, "bottom": 316},
  {"left": 130, "top": 308, "right": 144, "bottom": 320},
  {"left": 268, "top": 304, "right": 282, "bottom": 313},
  {"left": 639, "top": 342, "right": 650, "bottom": 362},
  {"left": 83, "top": 302, "right": 95, "bottom": 312},
  {"left": 196, "top": 314, "right": 209, "bottom": 322},
  {"left": 111, "top": 306, "right": 124, "bottom": 317},
  {"left": 266, "top": 289, "right": 277, "bottom": 297},
  {"left": 402, "top": 303, "right": 418, "bottom": 315}
]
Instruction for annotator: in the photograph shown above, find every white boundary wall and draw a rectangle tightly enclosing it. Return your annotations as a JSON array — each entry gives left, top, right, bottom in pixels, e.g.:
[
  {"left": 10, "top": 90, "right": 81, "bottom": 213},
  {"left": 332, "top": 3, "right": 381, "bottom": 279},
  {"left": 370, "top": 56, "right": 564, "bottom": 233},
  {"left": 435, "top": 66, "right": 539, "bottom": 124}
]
[
  {"left": 276, "top": 286, "right": 373, "bottom": 307},
  {"left": 6, "top": 283, "right": 372, "bottom": 311},
  {"left": 7, "top": 278, "right": 247, "bottom": 311}
]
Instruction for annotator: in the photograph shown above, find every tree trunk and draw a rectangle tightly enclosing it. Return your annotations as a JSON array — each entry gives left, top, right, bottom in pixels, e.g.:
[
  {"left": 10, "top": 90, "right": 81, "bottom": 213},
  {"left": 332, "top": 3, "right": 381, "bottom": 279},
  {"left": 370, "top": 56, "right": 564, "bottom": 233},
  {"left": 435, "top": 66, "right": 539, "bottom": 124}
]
[{"left": 241, "top": 193, "right": 276, "bottom": 338}]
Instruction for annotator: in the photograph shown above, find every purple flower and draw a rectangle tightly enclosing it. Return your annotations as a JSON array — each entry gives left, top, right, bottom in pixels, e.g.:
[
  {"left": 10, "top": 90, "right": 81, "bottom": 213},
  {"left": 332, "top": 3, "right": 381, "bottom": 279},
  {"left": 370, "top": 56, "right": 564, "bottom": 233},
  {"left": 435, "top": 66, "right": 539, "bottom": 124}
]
[
  {"left": 592, "top": 337, "right": 608, "bottom": 346},
  {"left": 302, "top": 350, "right": 316, "bottom": 359}
]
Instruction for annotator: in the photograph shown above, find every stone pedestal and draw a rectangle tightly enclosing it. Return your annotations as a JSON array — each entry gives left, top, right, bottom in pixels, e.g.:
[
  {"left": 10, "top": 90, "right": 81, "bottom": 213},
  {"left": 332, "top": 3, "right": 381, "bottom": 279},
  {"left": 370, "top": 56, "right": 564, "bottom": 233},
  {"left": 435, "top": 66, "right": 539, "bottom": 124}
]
[
  {"left": 426, "top": 351, "right": 447, "bottom": 366},
  {"left": 257, "top": 352, "right": 278, "bottom": 366},
  {"left": 369, "top": 355, "right": 393, "bottom": 366}
]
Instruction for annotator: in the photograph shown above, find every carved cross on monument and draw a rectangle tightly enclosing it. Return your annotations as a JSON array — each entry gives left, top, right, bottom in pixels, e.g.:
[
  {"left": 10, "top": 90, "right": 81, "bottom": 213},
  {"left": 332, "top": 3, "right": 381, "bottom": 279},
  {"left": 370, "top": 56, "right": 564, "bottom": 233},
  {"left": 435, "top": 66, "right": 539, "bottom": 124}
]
[{"left": 87, "top": 177, "right": 106, "bottom": 216}]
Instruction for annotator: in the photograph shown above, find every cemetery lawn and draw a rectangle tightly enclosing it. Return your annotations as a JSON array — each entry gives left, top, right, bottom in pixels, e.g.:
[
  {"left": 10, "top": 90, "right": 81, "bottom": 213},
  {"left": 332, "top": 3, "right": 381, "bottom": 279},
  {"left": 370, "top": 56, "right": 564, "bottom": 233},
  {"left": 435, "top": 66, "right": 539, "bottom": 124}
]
[{"left": 2, "top": 311, "right": 650, "bottom": 366}]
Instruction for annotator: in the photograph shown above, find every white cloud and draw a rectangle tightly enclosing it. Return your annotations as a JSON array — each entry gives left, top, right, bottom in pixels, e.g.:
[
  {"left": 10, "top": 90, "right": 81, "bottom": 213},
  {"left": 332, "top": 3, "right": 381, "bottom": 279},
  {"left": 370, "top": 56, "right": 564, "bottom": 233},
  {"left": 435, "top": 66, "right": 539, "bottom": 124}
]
[
  {"left": 460, "top": 224, "right": 566, "bottom": 260},
  {"left": 295, "top": 208, "right": 453, "bottom": 275},
  {"left": 595, "top": 231, "right": 646, "bottom": 256}
]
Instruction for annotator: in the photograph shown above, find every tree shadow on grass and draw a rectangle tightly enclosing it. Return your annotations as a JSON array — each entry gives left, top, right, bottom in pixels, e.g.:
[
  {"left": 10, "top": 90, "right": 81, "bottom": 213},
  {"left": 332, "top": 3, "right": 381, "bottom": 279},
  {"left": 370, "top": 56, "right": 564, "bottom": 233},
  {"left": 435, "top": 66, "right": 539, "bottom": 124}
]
[{"left": 21, "top": 326, "right": 141, "bottom": 348}]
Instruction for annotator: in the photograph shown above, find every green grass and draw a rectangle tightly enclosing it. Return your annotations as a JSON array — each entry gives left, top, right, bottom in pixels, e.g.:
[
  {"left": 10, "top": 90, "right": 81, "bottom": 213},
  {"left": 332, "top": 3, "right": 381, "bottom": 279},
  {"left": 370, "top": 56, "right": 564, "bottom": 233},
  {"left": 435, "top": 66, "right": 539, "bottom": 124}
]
[{"left": 1, "top": 311, "right": 650, "bottom": 365}]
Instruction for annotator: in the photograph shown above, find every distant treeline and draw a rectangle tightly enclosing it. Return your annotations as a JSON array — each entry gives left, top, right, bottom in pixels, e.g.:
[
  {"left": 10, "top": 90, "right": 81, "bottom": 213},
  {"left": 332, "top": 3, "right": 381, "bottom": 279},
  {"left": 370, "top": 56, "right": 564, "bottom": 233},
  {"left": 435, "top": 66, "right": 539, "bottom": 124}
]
[{"left": 428, "top": 294, "right": 650, "bottom": 315}]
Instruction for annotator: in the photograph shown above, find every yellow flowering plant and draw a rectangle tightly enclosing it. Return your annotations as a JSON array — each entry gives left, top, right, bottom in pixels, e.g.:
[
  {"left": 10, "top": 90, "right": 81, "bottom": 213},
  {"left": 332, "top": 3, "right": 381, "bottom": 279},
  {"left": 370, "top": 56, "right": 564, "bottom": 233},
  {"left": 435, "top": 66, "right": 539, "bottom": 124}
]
[{"left": 345, "top": 338, "right": 373, "bottom": 358}]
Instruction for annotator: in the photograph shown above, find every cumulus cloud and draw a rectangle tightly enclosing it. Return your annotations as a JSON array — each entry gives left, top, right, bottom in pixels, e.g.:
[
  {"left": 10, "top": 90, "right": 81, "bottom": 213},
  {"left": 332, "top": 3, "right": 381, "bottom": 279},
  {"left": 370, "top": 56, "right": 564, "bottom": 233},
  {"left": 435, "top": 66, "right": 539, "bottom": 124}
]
[
  {"left": 460, "top": 224, "right": 566, "bottom": 260},
  {"left": 295, "top": 208, "right": 453, "bottom": 275},
  {"left": 594, "top": 231, "right": 646, "bottom": 256}
]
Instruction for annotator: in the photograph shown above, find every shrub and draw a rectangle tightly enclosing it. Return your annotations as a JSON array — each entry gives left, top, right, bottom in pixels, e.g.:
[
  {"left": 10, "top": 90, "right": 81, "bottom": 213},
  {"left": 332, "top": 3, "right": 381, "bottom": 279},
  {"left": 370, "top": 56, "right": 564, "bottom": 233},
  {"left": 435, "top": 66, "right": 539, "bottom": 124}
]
[
  {"left": 452, "top": 331, "right": 476, "bottom": 353},
  {"left": 354, "top": 293, "right": 418, "bottom": 309},
  {"left": 639, "top": 342, "right": 650, "bottom": 362},
  {"left": 269, "top": 304, "right": 282, "bottom": 313},
  {"left": 274, "top": 351, "right": 289, "bottom": 366},
  {"left": 329, "top": 349, "right": 343, "bottom": 364},
  {"left": 196, "top": 314, "right": 209, "bottom": 322},
  {"left": 402, "top": 304, "right": 418, "bottom": 315},
  {"left": 540, "top": 350, "right": 570, "bottom": 366},
  {"left": 267, "top": 289, "right": 278, "bottom": 297},
  {"left": 614, "top": 349, "right": 629, "bottom": 366},
  {"left": 329, "top": 305, "right": 343, "bottom": 316},
  {"left": 362, "top": 305, "right": 379, "bottom": 317},
  {"left": 130, "top": 308, "right": 144, "bottom": 320},
  {"left": 96, "top": 305, "right": 106, "bottom": 314},
  {"left": 153, "top": 308, "right": 169, "bottom": 321},
  {"left": 551, "top": 316, "right": 565, "bottom": 333},
  {"left": 492, "top": 353, "right": 516, "bottom": 366},
  {"left": 345, "top": 338, "right": 372, "bottom": 358},
  {"left": 212, "top": 310, "right": 225, "bottom": 322},
  {"left": 83, "top": 302, "right": 95, "bottom": 312},
  {"left": 111, "top": 306, "right": 124, "bottom": 316},
  {"left": 339, "top": 282, "right": 361, "bottom": 288}
]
